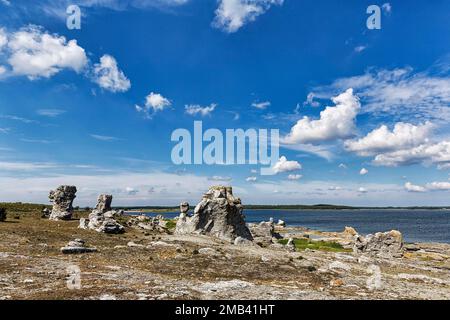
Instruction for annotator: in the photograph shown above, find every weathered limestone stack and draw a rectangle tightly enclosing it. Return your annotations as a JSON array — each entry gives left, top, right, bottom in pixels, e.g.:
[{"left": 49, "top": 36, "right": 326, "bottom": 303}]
[
  {"left": 175, "top": 186, "right": 253, "bottom": 242},
  {"left": 180, "top": 202, "right": 190, "bottom": 216},
  {"left": 79, "top": 194, "right": 125, "bottom": 234},
  {"left": 353, "top": 230, "right": 404, "bottom": 258},
  {"left": 49, "top": 185, "right": 77, "bottom": 221}
]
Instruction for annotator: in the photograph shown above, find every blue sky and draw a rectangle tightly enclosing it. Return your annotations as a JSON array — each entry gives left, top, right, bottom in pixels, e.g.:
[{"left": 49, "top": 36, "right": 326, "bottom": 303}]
[{"left": 1, "top": 0, "right": 450, "bottom": 206}]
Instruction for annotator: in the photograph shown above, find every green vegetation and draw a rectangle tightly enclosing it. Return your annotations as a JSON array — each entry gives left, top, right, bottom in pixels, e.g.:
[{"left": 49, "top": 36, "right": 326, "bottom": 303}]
[
  {"left": 0, "top": 202, "right": 49, "bottom": 213},
  {"left": 165, "top": 219, "right": 177, "bottom": 230},
  {"left": 278, "top": 238, "right": 351, "bottom": 253}
]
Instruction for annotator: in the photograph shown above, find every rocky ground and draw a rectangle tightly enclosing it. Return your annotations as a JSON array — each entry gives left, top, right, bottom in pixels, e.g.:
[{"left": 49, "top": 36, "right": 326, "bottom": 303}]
[{"left": 1, "top": 211, "right": 450, "bottom": 300}]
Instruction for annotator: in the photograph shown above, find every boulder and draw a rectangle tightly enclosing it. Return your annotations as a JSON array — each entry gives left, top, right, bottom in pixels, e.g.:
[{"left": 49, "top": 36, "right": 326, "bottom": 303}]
[
  {"left": 79, "top": 194, "right": 125, "bottom": 234},
  {"left": 0, "top": 208, "right": 6, "bottom": 222},
  {"left": 61, "top": 239, "right": 97, "bottom": 254},
  {"left": 249, "top": 220, "right": 281, "bottom": 245},
  {"left": 342, "top": 226, "right": 358, "bottom": 238},
  {"left": 175, "top": 186, "right": 253, "bottom": 242},
  {"left": 41, "top": 208, "right": 50, "bottom": 219},
  {"left": 353, "top": 230, "right": 404, "bottom": 258},
  {"left": 126, "top": 215, "right": 168, "bottom": 233},
  {"left": 49, "top": 185, "right": 77, "bottom": 221}
]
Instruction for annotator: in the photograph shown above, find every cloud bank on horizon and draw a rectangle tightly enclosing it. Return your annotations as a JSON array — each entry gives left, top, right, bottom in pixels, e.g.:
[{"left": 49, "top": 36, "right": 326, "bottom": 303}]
[{"left": 1, "top": 1, "right": 450, "bottom": 206}]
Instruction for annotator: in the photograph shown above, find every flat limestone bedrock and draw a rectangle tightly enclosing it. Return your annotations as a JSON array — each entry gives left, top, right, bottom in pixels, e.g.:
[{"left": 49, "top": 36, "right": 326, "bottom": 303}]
[
  {"left": 49, "top": 185, "right": 77, "bottom": 221},
  {"left": 175, "top": 186, "right": 253, "bottom": 242}
]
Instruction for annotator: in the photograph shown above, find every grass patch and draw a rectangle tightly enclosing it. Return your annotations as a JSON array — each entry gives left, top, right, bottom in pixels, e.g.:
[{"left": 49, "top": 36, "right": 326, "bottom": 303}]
[
  {"left": 279, "top": 238, "right": 351, "bottom": 253},
  {"left": 165, "top": 219, "right": 177, "bottom": 230}
]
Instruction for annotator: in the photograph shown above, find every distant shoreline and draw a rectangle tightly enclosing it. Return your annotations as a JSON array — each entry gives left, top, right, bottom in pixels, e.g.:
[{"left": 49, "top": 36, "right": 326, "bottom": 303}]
[{"left": 2, "top": 202, "right": 450, "bottom": 212}]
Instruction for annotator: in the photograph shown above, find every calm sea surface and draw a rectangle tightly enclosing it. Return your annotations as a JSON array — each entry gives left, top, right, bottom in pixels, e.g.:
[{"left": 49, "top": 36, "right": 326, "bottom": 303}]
[{"left": 131, "top": 209, "right": 450, "bottom": 244}]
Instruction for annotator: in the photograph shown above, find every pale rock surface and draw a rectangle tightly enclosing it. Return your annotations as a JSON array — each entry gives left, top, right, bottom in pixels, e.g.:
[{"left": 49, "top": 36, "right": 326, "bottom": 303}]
[
  {"left": 79, "top": 194, "right": 125, "bottom": 234},
  {"left": 175, "top": 186, "right": 253, "bottom": 242},
  {"left": 60, "top": 239, "right": 97, "bottom": 254},
  {"left": 249, "top": 220, "right": 281, "bottom": 245},
  {"left": 49, "top": 186, "right": 77, "bottom": 221},
  {"left": 354, "top": 230, "right": 404, "bottom": 258}
]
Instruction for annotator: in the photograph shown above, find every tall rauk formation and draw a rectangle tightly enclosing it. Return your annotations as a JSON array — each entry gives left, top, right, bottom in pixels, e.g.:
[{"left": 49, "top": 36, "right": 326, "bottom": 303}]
[
  {"left": 79, "top": 194, "right": 124, "bottom": 234},
  {"left": 49, "top": 185, "right": 77, "bottom": 221},
  {"left": 175, "top": 186, "right": 253, "bottom": 242}
]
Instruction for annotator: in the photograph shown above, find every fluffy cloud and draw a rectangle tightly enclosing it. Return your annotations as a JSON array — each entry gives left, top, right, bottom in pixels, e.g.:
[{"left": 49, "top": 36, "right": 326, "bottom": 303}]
[
  {"left": 282, "top": 88, "right": 360, "bottom": 145},
  {"left": 287, "top": 174, "right": 302, "bottom": 180},
  {"left": 252, "top": 101, "right": 271, "bottom": 109},
  {"left": 146, "top": 92, "right": 171, "bottom": 111},
  {"left": 136, "top": 92, "right": 172, "bottom": 117},
  {"left": 345, "top": 122, "right": 433, "bottom": 156},
  {"left": 313, "top": 67, "right": 450, "bottom": 122},
  {"left": 404, "top": 182, "right": 426, "bottom": 193},
  {"left": 92, "top": 54, "right": 131, "bottom": 92},
  {"left": 213, "top": 0, "right": 284, "bottom": 33},
  {"left": 360, "top": 168, "right": 368, "bottom": 175},
  {"left": 185, "top": 104, "right": 217, "bottom": 116},
  {"left": 372, "top": 140, "right": 450, "bottom": 167},
  {"left": 4, "top": 25, "right": 87, "bottom": 79},
  {"left": 246, "top": 176, "right": 257, "bottom": 182},
  {"left": 272, "top": 156, "right": 301, "bottom": 174}
]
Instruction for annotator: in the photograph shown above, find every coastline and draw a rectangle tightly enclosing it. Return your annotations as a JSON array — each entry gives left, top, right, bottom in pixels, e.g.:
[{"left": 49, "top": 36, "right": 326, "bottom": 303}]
[{"left": 0, "top": 204, "right": 449, "bottom": 300}]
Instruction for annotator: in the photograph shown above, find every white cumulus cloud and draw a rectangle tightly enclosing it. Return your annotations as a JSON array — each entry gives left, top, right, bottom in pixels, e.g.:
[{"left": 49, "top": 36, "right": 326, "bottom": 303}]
[
  {"left": 92, "top": 54, "right": 131, "bottom": 92},
  {"left": 282, "top": 88, "right": 360, "bottom": 145},
  {"left": 345, "top": 122, "right": 433, "bottom": 156},
  {"left": 136, "top": 92, "right": 172, "bottom": 117},
  {"left": 272, "top": 156, "right": 302, "bottom": 174},
  {"left": 372, "top": 140, "right": 450, "bottom": 168},
  {"left": 5, "top": 25, "right": 88, "bottom": 79},
  {"left": 213, "top": 0, "right": 284, "bottom": 33},
  {"left": 360, "top": 168, "right": 368, "bottom": 175}
]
